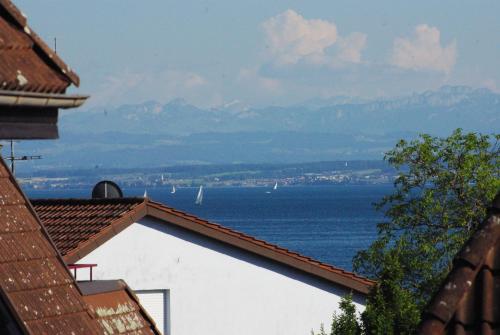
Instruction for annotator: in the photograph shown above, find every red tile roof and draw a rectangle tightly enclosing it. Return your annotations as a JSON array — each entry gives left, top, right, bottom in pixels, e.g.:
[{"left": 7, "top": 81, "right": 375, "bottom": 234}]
[
  {"left": 417, "top": 194, "right": 500, "bottom": 335},
  {"left": 0, "top": 0, "right": 87, "bottom": 140},
  {"left": 32, "top": 198, "right": 145, "bottom": 256},
  {"left": 0, "top": 157, "right": 101, "bottom": 334},
  {"left": 32, "top": 197, "right": 375, "bottom": 295},
  {"left": 80, "top": 280, "right": 161, "bottom": 335},
  {"left": 0, "top": 0, "right": 79, "bottom": 93}
]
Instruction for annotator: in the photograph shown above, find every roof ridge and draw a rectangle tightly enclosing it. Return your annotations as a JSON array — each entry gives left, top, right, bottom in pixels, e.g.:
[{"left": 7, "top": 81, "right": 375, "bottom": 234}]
[{"left": 30, "top": 197, "right": 146, "bottom": 205}]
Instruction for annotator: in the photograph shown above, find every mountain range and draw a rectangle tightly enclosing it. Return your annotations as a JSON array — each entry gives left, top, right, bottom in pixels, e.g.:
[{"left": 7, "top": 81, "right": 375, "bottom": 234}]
[{"left": 13, "top": 85, "right": 500, "bottom": 170}]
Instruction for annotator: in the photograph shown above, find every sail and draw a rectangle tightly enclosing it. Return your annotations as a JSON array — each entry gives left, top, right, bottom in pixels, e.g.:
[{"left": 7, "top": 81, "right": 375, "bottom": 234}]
[
  {"left": 195, "top": 185, "right": 203, "bottom": 205},
  {"left": 171, "top": 185, "right": 176, "bottom": 194},
  {"left": 143, "top": 189, "right": 148, "bottom": 198},
  {"left": 273, "top": 182, "right": 278, "bottom": 190}
]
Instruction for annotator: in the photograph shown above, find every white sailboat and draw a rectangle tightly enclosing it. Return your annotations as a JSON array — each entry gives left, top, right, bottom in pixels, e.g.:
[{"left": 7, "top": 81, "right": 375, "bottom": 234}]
[
  {"left": 195, "top": 185, "right": 203, "bottom": 205},
  {"left": 273, "top": 182, "right": 278, "bottom": 190},
  {"left": 143, "top": 189, "right": 148, "bottom": 198},
  {"left": 171, "top": 185, "right": 176, "bottom": 194}
]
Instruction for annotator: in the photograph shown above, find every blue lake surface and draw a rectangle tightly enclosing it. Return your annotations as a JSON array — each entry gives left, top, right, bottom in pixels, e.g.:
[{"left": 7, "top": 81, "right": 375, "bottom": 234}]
[{"left": 27, "top": 184, "right": 392, "bottom": 271}]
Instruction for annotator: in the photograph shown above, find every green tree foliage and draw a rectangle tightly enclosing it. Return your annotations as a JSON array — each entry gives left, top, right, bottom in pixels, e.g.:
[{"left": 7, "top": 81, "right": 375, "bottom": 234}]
[
  {"left": 353, "top": 129, "right": 499, "bottom": 333},
  {"left": 331, "top": 294, "right": 361, "bottom": 335},
  {"left": 312, "top": 294, "right": 362, "bottom": 335},
  {"left": 360, "top": 242, "right": 420, "bottom": 335}
]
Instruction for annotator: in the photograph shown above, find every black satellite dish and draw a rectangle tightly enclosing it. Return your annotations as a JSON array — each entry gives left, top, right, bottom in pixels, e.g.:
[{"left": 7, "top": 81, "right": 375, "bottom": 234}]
[{"left": 92, "top": 180, "right": 123, "bottom": 199}]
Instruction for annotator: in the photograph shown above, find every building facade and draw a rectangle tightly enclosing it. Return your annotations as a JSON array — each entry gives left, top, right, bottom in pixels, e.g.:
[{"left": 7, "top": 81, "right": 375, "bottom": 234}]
[{"left": 34, "top": 198, "right": 374, "bottom": 335}]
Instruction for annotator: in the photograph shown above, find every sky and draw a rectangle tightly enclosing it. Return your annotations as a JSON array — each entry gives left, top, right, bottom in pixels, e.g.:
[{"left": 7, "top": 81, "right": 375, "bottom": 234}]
[{"left": 16, "top": 0, "right": 500, "bottom": 108}]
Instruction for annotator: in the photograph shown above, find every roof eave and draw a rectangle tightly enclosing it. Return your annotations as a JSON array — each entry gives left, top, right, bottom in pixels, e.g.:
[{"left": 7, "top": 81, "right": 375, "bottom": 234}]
[
  {"left": 145, "top": 202, "right": 375, "bottom": 295},
  {"left": 0, "top": 90, "right": 88, "bottom": 109}
]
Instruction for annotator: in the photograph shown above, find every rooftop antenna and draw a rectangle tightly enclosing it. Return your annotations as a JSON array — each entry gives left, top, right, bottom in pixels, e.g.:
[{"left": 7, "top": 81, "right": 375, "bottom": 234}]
[{"left": 5, "top": 140, "right": 42, "bottom": 176}]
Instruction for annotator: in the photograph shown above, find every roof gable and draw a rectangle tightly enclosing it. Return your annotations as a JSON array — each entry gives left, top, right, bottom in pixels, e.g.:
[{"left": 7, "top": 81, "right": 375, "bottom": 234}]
[{"left": 32, "top": 197, "right": 375, "bottom": 295}]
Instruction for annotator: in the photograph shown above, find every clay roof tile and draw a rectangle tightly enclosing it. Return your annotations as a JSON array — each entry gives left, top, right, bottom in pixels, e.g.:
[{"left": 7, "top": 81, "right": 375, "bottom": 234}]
[{"left": 417, "top": 194, "right": 500, "bottom": 334}]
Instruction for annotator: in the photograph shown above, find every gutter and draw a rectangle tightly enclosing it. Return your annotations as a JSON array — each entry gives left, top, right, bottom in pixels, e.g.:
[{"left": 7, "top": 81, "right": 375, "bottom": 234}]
[{"left": 0, "top": 90, "right": 88, "bottom": 109}]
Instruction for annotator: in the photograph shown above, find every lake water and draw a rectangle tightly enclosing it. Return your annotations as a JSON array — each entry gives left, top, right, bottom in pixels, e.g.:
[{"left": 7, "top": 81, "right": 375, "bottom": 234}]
[{"left": 27, "top": 184, "right": 392, "bottom": 271}]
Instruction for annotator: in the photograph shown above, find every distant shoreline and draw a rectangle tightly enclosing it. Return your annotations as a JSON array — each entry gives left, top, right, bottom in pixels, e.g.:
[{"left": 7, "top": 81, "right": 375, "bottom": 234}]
[{"left": 16, "top": 160, "right": 397, "bottom": 191}]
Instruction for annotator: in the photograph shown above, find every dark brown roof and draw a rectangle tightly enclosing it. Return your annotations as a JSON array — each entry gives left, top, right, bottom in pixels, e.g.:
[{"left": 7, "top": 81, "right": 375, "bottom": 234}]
[
  {"left": 32, "top": 197, "right": 375, "bottom": 295},
  {"left": 0, "top": 157, "right": 101, "bottom": 334},
  {"left": 0, "top": 0, "right": 79, "bottom": 93},
  {"left": 418, "top": 195, "right": 500, "bottom": 335},
  {"left": 32, "top": 198, "right": 145, "bottom": 256},
  {"left": 79, "top": 280, "right": 161, "bottom": 335}
]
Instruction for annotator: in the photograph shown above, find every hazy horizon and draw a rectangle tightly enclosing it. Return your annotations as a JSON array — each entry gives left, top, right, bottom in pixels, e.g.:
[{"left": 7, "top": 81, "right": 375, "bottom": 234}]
[
  {"left": 15, "top": 1, "right": 500, "bottom": 108},
  {"left": 7, "top": 1, "right": 499, "bottom": 171}
]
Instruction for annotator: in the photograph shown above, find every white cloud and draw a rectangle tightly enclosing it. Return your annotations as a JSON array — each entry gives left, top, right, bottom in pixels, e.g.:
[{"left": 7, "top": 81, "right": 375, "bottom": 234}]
[
  {"left": 391, "top": 24, "right": 456, "bottom": 74},
  {"left": 261, "top": 9, "right": 366, "bottom": 67},
  {"left": 262, "top": 9, "right": 338, "bottom": 65}
]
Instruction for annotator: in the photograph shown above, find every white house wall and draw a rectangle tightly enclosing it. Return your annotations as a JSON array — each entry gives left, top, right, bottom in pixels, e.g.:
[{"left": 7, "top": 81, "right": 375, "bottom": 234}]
[{"left": 78, "top": 217, "right": 366, "bottom": 335}]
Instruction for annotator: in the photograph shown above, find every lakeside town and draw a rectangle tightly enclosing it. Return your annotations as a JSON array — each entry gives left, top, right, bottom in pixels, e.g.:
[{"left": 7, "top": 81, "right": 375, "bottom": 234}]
[{"left": 16, "top": 161, "right": 395, "bottom": 190}]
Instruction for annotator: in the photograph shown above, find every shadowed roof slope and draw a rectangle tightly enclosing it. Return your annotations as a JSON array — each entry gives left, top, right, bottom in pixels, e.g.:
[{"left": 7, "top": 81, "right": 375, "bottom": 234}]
[
  {"left": 418, "top": 194, "right": 500, "bottom": 335},
  {"left": 79, "top": 280, "right": 161, "bottom": 335},
  {"left": 0, "top": 157, "right": 101, "bottom": 334},
  {"left": 32, "top": 197, "right": 375, "bottom": 295}
]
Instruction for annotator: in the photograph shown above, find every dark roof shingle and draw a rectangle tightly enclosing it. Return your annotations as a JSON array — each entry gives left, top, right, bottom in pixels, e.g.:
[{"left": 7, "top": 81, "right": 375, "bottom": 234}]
[{"left": 418, "top": 195, "right": 500, "bottom": 334}]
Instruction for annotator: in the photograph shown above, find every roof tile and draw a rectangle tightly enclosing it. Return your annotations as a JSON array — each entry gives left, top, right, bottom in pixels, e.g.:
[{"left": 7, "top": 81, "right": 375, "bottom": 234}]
[
  {"left": 32, "top": 198, "right": 144, "bottom": 256},
  {"left": 418, "top": 199, "right": 500, "bottom": 334},
  {"left": 0, "top": 156, "right": 100, "bottom": 334},
  {"left": 81, "top": 280, "right": 161, "bottom": 335},
  {"left": 0, "top": 0, "right": 79, "bottom": 93}
]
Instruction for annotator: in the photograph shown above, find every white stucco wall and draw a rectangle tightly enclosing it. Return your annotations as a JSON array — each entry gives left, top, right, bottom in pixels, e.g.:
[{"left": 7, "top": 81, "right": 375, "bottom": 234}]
[{"left": 78, "top": 217, "right": 366, "bottom": 335}]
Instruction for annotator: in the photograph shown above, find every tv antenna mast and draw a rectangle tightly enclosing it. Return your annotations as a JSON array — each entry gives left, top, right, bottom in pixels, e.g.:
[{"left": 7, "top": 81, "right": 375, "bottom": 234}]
[{"left": 4, "top": 140, "right": 42, "bottom": 176}]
